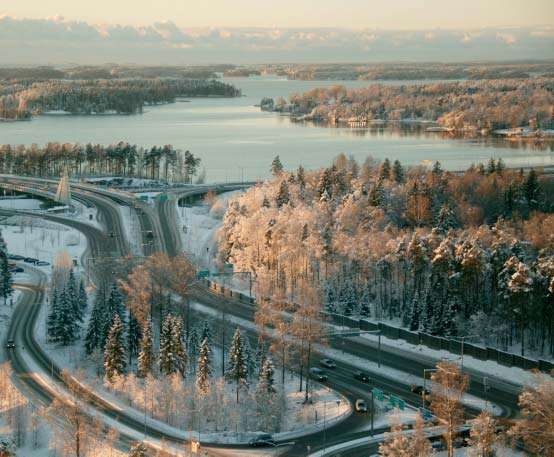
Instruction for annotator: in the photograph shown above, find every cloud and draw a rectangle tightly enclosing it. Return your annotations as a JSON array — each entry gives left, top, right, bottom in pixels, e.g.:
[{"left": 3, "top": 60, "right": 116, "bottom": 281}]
[{"left": 0, "top": 16, "right": 552, "bottom": 64}]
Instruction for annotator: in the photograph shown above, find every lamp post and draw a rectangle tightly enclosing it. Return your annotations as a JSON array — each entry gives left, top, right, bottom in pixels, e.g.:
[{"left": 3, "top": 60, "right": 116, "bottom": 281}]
[
  {"left": 190, "top": 404, "right": 206, "bottom": 455},
  {"left": 423, "top": 368, "right": 438, "bottom": 409},
  {"left": 451, "top": 334, "right": 478, "bottom": 372}
]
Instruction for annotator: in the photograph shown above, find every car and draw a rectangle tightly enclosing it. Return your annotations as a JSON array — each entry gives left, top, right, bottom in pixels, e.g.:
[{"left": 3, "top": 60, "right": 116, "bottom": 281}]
[
  {"left": 248, "top": 433, "right": 275, "bottom": 447},
  {"left": 355, "top": 399, "right": 367, "bottom": 412},
  {"left": 23, "top": 257, "right": 38, "bottom": 264},
  {"left": 145, "top": 230, "right": 154, "bottom": 239},
  {"left": 320, "top": 358, "right": 336, "bottom": 369},
  {"left": 36, "top": 261, "right": 50, "bottom": 266},
  {"left": 453, "top": 438, "right": 468, "bottom": 448},
  {"left": 12, "top": 267, "right": 24, "bottom": 273},
  {"left": 8, "top": 254, "right": 23, "bottom": 260},
  {"left": 353, "top": 371, "right": 371, "bottom": 382},
  {"left": 6, "top": 340, "right": 15, "bottom": 349},
  {"left": 309, "top": 367, "right": 328, "bottom": 381},
  {"left": 431, "top": 441, "right": 446, "bottom": 451},
  {"left": 410, "top": 385, "right": 431, "bottom": 396}
]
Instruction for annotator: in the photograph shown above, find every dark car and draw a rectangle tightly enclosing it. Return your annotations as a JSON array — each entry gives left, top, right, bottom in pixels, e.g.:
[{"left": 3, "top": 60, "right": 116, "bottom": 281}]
[
  {"left": 8, "top": 254, "right": 23, "bottom": 260},
  {"left": 23, "top": 257, "right": 38, "bottom": 264},
  {"left": 36, "top": 261, "right": 50, "bottom": 266},
  {"left": 108, "top": 232, "right": 115, "bottom": 238},
  {"left": 310, "top": 367, "right": 328, "bottom": 381},
  {"left": 6, "top": 340, "right": 15, "bottom": 349},
  {"left": 12, "top": 267, "right": 24, "bottom": 273},
  {"left": 410, "top": 385, "right": 431, "bottom": 396},
  {"left": 353, "top": 371, "right": 371, "bottom": 382},
  {"left": 249, "top": 433, "right": 275, "bottom": 447},
  {"left": 320, "top": 358, "right": 337, "bottom": 369},
  {"left": 431, "top": 440, "right": 446, "bottom": 451},
  {"left": 145, "top": 230, "right": 154, "bottom": 239}
]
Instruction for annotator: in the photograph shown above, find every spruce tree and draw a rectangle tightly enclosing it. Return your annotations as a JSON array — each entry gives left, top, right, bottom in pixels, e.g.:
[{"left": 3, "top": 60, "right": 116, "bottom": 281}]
[
  {"left": 159, "top": 314, "right": 176, "bottom": 375},
  {"left": 102, "top": 284, "right": 126, "bottom": 347},
  {"left": 78, "top": 279, "right": 88, "bottom": 312},
  {"left": 137, "top": 319, "right": 154, "bottom": 377},
  {"left": 378, "top": 158, "right": 391, "bottom": 180},
  {"left": 201, "top": 320, "right": 213, "bottom": 347},
  {"left": 275, "top": 180, "right": 291, "bottom": 208},
  {"left": 242, "top": 336, "right": 257, "bottom": 380},
  {"left": 257, "top": 357, "right": 276, "bottom": 396},
  {"left": 391, "top": 160, "right": 405, "bottom": 183},
  {"left": 0, "top": 230, "right": 13, "bottom": 306},
  {"left": 104, "top": 314, "right": 127, "bottom": 381},
  {"left": 84, "top": 290, "right": 106, "bottom": 355},
  {"left": 296, "top": 165, "right": 306, "bottom": 190},
  {"left": 57, "top": 287, "right": 80, "bottom": 345},
  {"left": 188, "top": 326, "right": 200, "bottom": 375},
  {"left": 172, "top": 316, "right": 187, "bottom": 377},
  {"left": 196, "top": 336, "right": 213, "bottom": 396},
  {"left": 270, "top": 156, "right": 283, "bottom": 176},
  {"left": 66, "top": 269, "right": 83, "bottom": 324},
  {"left": 47, "top": 289, "right": 61, "bottom": 341},
  {"left": 225, "top": 327, "right": 248, "bottom": 403},
  {"left": 128, "top": 310, "right": 142, "bottom": 362}
]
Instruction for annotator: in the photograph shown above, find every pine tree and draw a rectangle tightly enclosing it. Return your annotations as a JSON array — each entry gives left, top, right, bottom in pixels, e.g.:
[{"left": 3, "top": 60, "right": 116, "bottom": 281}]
[
  {"left": 104, "top": 314, "right": 127, "bottom": 381},
  {"left": 261, "top": 195, "right": 271, "bottom": 209},
  {"left": 524, "top": 169, "right": 540, "bottom": 210},
  {"left": 486, "top": 157, "right": 496, "bottom": 175},
  {"left": 196, "top": 336, "right": 213, "bottom": 396},
  {"left": 368, "top": 177, "right": 385, "bottom": 207},
  {"left": 275, "top": 180, "right": 291, "bottom": 208},
  {"left": 296, "top": 165, "right": 306, "bottom": 190},
  {"left": 391, "top": 159, "right": 405, "bottom": 183},
  {"left": 317, "top": 168, "right": 332, "bottom": 198},
  {"left": 379, "top": 158, "right": 391, "bottom": 180},
  {"left": 270, "top": 156, "right": 283, "bottom": 176},
  {"left": 137, "top": 319, "right": 154, "bottom": 377},
  {"left": 102, "top": 284, "right": 126, "bottom": 347},
  {"left": 0, "top": 230, "right": 13, "bottom": 306},
  {"left": 66, "top": 269, "right": 83, "bottom": 324},
  {"left": 225, "top": 327, "right": 248, "bottom": 403}
]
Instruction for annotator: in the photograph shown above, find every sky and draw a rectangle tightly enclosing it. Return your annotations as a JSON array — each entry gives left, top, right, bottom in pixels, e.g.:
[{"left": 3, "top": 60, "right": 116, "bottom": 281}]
[
  {"left": 3, "top": 0, "right": 554, "bottom": 29},
  {"left": 0, "top": 1, "right": 553, "bottom": 64}
]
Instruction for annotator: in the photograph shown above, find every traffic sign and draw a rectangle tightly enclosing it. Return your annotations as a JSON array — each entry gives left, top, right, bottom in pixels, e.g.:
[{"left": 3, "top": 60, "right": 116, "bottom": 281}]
[
  {"left": 389, "top": 395, "right": 405, "bottom": 410},
  {"left": 419, "top": 407, "right": 433, "bottom": 420},
  {"left": 160, "top": 195, "right": 168, "bottom": 201},
  {"left": 373, "top": 388, "right": 384, "bottom": 401},
  {"left": 198, "top": 270, "right": 209, "bottom": 279},
  {"left": 140, "top": 195, "right": 148, "bottom": 201}
]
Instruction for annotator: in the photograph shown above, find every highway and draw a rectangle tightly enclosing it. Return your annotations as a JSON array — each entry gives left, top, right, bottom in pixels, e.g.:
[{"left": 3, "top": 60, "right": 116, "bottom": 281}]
[{"left": 0, "top": 178, "right": 524, "bottom": 456}]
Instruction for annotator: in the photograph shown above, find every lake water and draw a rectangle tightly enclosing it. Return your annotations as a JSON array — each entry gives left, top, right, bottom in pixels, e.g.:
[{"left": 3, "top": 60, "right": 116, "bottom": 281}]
[{"left": 1, "top": 75, "right": 553, "bottom": 182}]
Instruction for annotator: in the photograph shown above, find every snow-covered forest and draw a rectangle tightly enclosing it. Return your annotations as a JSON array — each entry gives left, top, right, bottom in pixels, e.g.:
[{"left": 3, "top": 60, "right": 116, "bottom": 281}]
[
  {"left": 217, "top": 155, "right": 554, "bottom": 358},
  {"left": 0, "top": 78, "right": 240, "bottom": 120},
  {"left": 263, "top": 78, "right": 554, "bottom": 132}
]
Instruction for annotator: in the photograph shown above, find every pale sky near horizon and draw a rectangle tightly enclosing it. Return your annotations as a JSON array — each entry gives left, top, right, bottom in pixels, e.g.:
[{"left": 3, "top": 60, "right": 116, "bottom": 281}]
[{"left": 2, "top": 0, "right": 553, "bottom": 29}]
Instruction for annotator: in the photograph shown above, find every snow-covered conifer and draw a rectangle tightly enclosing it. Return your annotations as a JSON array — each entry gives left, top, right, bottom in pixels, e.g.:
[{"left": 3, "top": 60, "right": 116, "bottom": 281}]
[
  {"left": 196, "top": 337, "right": 213, "bottom": 396},
  {"left": 104, "top": 314, "right": 127, "bottom": 380}
]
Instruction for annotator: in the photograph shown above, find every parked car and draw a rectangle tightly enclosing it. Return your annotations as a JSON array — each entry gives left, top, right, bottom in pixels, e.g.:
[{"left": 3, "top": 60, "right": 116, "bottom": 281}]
[
  {"left": 309, "top": 367, "right": 328, "bottom": 381},
  {"left": 36, "top": 261, "right": 50, "bottom": 266},
  {"left": 355, "top": 399, "right": 367, "bottom": 412},
  {"left": 353, "top": 371, "right": 371, "bottom": 382},
  {"left": 248, "top": 433, "right": 275, "bottom": 447},
  {"left": 6, "top": 340, "right": 15, "bottom": 349},
  {"left": 320, "top": 358, "right": 336, "bottom": 369},
  {"left": 410, "top": 385, "right": 431, "bottom": 396}
]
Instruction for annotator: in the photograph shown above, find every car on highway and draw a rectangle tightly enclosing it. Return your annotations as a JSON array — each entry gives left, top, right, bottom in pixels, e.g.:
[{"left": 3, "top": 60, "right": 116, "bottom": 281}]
[
  {"left": 353, "top": 371, "right": 371, "bottom": 382},
  {"left": 6, "top": 340, "right": 15, "bottom": 349},
  {"left": 108, "top": 232, "right": 115, "bottom": 238},
  {"left": 355, "top": 399, "right": 367, "bottom": 412},
  {"left": 248, "top": 433, "right": 275, "bottom": 447},
  {"left": 319, "top": 358, "right": 336, "bottom": 369},
  {"left": 36, "top": 261, "right": 50, "bottom": 266},
  {"left": 410, "top": 385, "right": 431, "bottom": 396},
  {"left": 11, "top": 267, "right": 24, "bottom": 273},
  {"left": 23, "top": 257, "right": 38, "bottom": 264},
  {"left": 145, "top": 230, "right": 154, "bottom": 239},
  {"left": 309, "top": 367, "right": 328, "bottom": 381},
  {"left": 8, "top": 254, "right": 23, "bottom": 260},
  {"left": 431, "top": 440, "right": 446, "bottom": 451}
]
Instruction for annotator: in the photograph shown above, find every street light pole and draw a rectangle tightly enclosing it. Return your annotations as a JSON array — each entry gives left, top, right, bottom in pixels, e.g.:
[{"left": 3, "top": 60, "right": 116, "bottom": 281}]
[{"left": 423, "top": 368, "right": 438, "bottom": 409}]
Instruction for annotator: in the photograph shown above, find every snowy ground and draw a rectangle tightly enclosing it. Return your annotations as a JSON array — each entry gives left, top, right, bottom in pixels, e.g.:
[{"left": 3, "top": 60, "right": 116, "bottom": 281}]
[
  {"left": 0, "top": 197, "right": 44, "bottom": 211},
  {"left": 116, "top": 202, "right": 143, "bottom": 256}
]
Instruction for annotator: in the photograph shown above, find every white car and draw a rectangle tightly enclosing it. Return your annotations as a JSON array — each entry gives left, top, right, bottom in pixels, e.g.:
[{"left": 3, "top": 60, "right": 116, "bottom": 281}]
[{"left": 355, "top": 399, "right": 367, "bottom": 412}]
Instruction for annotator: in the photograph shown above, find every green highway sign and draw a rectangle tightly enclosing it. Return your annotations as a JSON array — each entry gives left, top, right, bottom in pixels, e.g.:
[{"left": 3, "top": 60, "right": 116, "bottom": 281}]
[
  {"left": 198, "top": 270, "right": 210, "bottom": 279},
  {"left": 389, "top": 395, "right": 405, "bottom": 410},
  {"left": 140, "top": 195, "right": 148, "bottom": 201},
  {"left": 373, "top": 388, "right": 384, "bottom": 401},
  {"left": 160, "top": 195, "right": 168, "bottom": 201}
]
